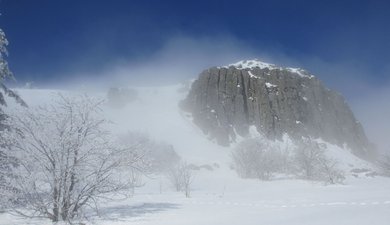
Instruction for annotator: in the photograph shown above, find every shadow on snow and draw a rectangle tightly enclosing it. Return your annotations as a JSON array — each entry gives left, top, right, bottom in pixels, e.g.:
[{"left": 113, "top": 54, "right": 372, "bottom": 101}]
[{"left": 98, "top": 202, "right": 180, "bottom": 221}]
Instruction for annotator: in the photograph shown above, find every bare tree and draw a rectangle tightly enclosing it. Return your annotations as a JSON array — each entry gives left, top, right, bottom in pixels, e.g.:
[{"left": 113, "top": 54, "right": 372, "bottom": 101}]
[
  {"left": 294, "top": 139, "right": 344, "bottom": 184},
  {"left": 231, "top": 138, "right": 285, "bottom": 180},
  {"left": 118, "top": 131, "right": 180, "bottom": 173},
  {"left": 166, "top": 161, "right": 194, "bottom": 197},
  {"left": 181, "top": 162, "right": 194, "bottom": 198},
  {"left": 231, "top": 137, "right": 344, "bottom": 184},
  {"left": 318, "top": 157, "right": 345, "bottom": 184},
  {"left": 1, "top": 95, "right": 144, "bottom": 222},
  {"left": 167, "top": 164, "right": 184, "bottom": 192},
  {"left": 294, "top": 139, "right": 325, "bottom": 179}
]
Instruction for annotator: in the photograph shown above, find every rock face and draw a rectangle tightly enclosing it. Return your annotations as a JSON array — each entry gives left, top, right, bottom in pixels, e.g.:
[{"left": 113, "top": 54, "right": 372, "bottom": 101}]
[{"left": 181, "top": 59, "right": 372, "bottom": 157}]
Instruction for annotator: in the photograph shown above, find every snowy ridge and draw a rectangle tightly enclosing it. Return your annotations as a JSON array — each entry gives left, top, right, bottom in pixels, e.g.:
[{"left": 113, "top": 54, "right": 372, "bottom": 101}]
[
  {"left": 228, "top": 59, "right": 278, "bottom": 70},
  {"left": 225, "top": 59, "right": 315, "bottom": 78}
]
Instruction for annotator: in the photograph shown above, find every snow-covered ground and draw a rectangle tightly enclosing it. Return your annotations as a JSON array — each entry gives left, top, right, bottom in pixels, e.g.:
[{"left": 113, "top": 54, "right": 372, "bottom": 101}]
[
  {"left": 2, "top": 172, "right": 390, "bottom": 225},
  {"left": 95, "top": 176, "right": 390, "bottom": 225},
  {"left": 1, "top": 85, "right": 389, "bottom": 225}
]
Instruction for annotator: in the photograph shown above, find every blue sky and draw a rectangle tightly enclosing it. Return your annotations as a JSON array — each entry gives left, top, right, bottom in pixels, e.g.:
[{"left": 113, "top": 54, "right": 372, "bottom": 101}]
[{"left": 0, "top": 0, "right": 389, "bottom": 89}]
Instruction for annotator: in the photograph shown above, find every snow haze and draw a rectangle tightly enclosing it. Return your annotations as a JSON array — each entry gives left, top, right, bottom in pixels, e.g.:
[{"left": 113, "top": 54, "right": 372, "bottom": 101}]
[
  {"left": 27, "top": 35, "right": 389, "bottom": 154},
  {"left": 1, "top": 2, "right": 390, "bottom": 223}
]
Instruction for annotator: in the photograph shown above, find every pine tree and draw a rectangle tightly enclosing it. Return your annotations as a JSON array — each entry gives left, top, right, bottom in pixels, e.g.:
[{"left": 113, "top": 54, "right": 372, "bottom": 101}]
[
  {"left": 0, "top": 27, "right": 26, "bottom": 209},
  {"left": 0, "top": 28, "right": 26, "bottom": 107}
]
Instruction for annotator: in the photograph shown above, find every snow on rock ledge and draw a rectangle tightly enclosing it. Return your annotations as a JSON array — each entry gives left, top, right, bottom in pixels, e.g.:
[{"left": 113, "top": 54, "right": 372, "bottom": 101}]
[
  {"left": 225, "top": 59, "right": 315, "bottom": 79},
  {"left": 228, "top": 59, "right": 278, "bottom": 70}
]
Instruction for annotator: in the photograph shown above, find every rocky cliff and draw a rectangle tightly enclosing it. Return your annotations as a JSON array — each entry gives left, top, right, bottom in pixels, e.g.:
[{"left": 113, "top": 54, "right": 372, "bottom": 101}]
[{"left": 181, "top": 59, "right": 372, "bottom": 157}]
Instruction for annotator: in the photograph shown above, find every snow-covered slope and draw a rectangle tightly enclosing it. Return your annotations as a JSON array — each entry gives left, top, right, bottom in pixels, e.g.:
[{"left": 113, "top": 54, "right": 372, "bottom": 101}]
[
  {"left": 1, "top": 86, "right": 388, "bottom": 225},
  {"left": 11, "top": 87, "right": 229, "bottom": 165},
  {"left": 11, "top": 86, "right": 372, "bottom": 170}
]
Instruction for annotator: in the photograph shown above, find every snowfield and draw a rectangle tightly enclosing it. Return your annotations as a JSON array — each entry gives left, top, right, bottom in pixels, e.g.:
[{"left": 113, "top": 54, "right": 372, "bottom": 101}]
[
  {"left": 1, "top": 85, "right": 389, "bottom": 225},
  {"left": 2, "top": 173, "right": 390, "bottom": 225}
]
